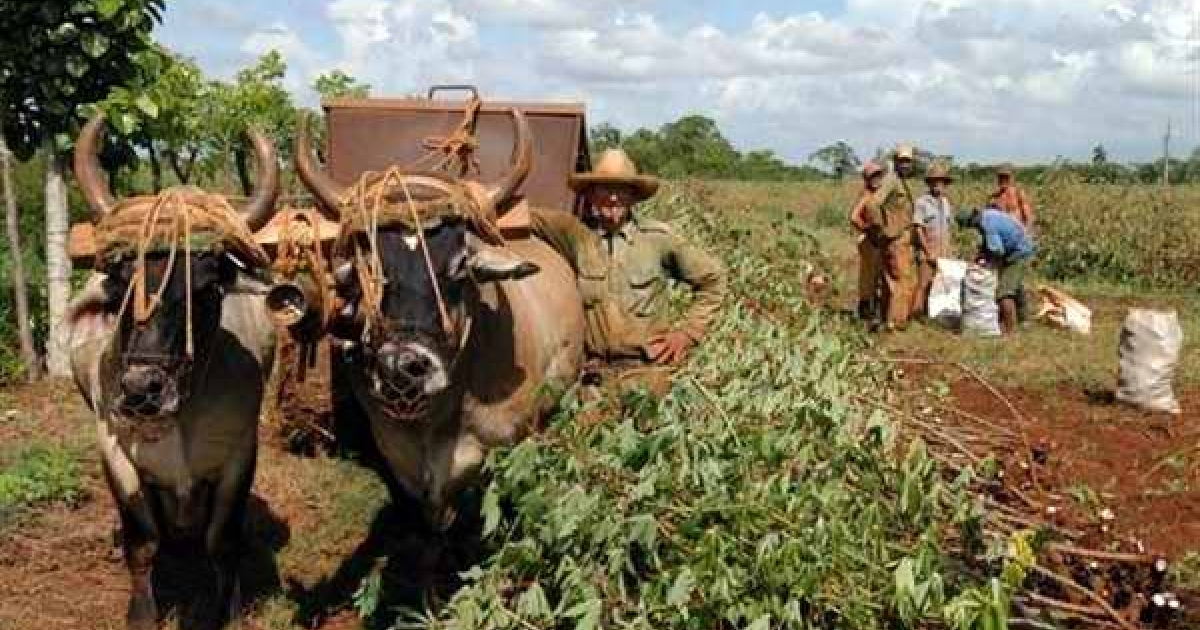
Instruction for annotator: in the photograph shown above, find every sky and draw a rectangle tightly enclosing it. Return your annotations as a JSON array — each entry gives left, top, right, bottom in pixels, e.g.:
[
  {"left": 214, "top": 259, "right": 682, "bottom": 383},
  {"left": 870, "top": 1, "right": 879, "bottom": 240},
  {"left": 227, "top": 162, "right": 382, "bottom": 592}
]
[{"left": 158, "top": 0, "right": 1200, "bottom": 165}]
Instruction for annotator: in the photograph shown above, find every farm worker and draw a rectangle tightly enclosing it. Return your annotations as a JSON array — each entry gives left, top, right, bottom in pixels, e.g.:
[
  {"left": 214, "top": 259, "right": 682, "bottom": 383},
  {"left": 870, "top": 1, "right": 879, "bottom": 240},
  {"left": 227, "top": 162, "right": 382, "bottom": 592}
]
[
  {"left": 956, "top": 205, "right": 1036, "bottom": 335},
  {"left": 989, "top": 164, "right": 1035, "bottom": 235},
  {"left": 531, "top": 149, "right": 727, "bottom": 366},
  {"left": 849, "top": 161, "right": 886, "bottom": 324},
  {"left": 911, "top": 161, "right": 956, "bottom": 319},
  {"left": 860, "top": 143, "right": 918, "bottom": 331}
]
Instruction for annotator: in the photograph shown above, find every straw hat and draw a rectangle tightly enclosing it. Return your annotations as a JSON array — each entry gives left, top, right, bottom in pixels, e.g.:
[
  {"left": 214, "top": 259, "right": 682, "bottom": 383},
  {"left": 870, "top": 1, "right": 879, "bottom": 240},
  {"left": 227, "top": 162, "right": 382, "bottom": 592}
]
[
  {"left": 997, "top": 163, "right": 1015, "bottom": 177},
  {"left": 924, "top": 162, "right": 955, "bottom": 183},
  {"left": 894, "top": 143, "right": 915, "bottom": 160},
  {"left": 568, "top": 149, "right": 660, "bottom": 200}
]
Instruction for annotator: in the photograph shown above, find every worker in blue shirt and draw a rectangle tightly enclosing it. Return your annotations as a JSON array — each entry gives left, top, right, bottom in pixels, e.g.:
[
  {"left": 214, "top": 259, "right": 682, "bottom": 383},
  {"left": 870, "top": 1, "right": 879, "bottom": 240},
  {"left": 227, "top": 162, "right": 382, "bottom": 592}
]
[{"left": 957, "top": 204, "right": 1036, "bottom": 334}]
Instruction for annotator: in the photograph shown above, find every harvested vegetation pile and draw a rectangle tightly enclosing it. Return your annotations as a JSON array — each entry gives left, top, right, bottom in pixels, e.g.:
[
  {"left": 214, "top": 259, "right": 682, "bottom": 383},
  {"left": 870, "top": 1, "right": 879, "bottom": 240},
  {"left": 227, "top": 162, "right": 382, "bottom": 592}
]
[{"left": 403, "top": 185, "right": 1021, "bottom": 630}]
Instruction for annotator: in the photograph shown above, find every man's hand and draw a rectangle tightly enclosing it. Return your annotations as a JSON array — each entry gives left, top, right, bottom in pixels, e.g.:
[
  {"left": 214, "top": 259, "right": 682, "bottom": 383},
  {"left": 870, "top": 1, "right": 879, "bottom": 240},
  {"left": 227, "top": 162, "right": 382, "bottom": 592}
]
[{"left": 646, "top": 330, "right": 693, "bottom": 365}]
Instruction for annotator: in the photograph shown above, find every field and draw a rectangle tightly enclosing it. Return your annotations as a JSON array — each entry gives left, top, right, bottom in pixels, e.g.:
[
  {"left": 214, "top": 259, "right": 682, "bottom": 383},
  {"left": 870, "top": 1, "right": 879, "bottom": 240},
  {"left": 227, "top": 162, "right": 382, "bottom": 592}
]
[{"left": 0, "top": 180, "right": 1197, "bottom": 630}]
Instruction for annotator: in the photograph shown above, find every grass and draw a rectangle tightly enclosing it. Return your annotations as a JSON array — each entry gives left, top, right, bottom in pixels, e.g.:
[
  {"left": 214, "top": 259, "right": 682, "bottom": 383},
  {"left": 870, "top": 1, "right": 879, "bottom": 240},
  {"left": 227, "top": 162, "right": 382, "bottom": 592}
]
[
  {"left": 883, "top": 278, "right": 1200, "bottom": 391},
  {"left": 0, "top": 442, "right": 85, "bottom": 529},
  {"left": 698, "top": 179, "right": 1200, "bottom": 393}
]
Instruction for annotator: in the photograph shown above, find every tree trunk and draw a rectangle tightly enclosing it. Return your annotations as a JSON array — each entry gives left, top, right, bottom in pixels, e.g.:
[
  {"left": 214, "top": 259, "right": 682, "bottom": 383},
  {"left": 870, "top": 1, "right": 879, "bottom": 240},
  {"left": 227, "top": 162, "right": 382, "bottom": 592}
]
[
  {"left": 43, "top": 143, "right": 72, "bottom": 378},
  {"left": 0, "top": 137, "right": 40, "bottom": 380},
  {"left": 148, "top": 142, "right": 163, "bottom": 192},
  {"left": 167, "top": 148, "right": 195, "bottom": 185},
  {"left": 234, "top": 146, "right": 253, "bottom": 197}
]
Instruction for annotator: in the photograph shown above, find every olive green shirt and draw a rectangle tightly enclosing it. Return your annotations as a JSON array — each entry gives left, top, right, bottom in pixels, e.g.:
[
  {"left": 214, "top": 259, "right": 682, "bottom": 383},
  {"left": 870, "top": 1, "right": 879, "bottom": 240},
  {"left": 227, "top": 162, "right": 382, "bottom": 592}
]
[
  {"left": 864, "top": 172, "right": 917, "bottom": 240},
  {"left": 531, "top": 208, "right": 727, "bottom": 359}
]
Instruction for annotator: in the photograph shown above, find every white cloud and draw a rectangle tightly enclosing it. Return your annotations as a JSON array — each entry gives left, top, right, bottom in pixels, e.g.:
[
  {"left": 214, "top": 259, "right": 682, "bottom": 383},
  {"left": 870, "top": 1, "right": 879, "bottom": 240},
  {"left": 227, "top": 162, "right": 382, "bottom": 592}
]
[
  {"left": 207, "top": 0, "right": 1200, "bottom": 161},
  {"left": 240, "top": 23, "right": 322, "bottom": 93}
]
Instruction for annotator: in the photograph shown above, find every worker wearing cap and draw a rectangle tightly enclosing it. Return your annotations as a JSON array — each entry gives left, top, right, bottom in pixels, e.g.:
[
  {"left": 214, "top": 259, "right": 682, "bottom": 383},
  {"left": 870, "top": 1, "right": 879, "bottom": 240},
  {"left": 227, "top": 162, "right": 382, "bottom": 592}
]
[
  {"left": 860, "top": 144, "right": 919, "bottom": 330},
  {"left": 530, "top": 149, "right": 727, "bottom": 365},
  {"left": 911, "top": 161, "right": 956, "bottom": 319},
  {"left": 849, "top": 161, "right": 887, "bottom": 323},
  {"left": 989, "top": 164, "right": 1035, "bottom": 234}
]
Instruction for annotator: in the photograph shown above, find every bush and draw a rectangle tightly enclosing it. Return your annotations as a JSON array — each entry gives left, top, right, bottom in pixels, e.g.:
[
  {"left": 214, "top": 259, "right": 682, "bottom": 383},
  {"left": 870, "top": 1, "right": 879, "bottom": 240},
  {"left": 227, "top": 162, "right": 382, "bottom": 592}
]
[
  {"left": 402, "top": 186, "right": 1007, "bottom": 630},
  {"left": 0, "top": 443, "right": 85, "bottom": 527}
]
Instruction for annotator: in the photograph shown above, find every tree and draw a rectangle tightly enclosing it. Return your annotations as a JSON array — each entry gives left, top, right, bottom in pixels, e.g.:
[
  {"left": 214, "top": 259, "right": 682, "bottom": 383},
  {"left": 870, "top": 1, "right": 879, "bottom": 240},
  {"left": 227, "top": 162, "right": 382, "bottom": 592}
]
[
  {"left": 0, "top": 135, "right": 38, "bottom": 380},
  {"left": 1092, "top": 144, "right": 1108, "bottom": 166},
  {"left": 589, "top": 123, "right": 622, "bottom": 155},
  {"left": 809, "top": 142, "right": 861, "bottom": 179},
  {"left": 99, "top": 48, "right": 211, "bottom": 189},
  {"left": 313, "top": 69, "right": 370, "bottom": 101},
  {"left": 0, "top": 0, "right": 166, "bottom": 377},
  {"left": 655, "top": 115, "right": 740, "bottom": 178},
  {"left": 205, "top": 51, "right": 295, "bottom": 195}
]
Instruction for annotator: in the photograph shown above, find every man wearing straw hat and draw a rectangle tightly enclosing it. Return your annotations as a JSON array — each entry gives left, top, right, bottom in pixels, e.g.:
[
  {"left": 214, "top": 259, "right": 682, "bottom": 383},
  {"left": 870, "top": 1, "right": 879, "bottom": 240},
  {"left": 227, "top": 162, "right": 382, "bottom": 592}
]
[
  {"left": 911, "top": 161, "right": 956, "bottom": 319},
  {"left": 532, "top": 149, "right": 727, "bottom": 366},
  {"left": 859, "top": 143, "right": 918, "bottom": 330}
]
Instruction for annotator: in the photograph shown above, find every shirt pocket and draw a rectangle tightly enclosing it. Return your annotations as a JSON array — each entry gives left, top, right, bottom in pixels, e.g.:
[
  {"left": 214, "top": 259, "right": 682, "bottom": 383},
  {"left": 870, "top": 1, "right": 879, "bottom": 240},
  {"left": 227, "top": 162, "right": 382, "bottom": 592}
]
[{"left": 624, "top": 264, "right": 663, "bottom": 316}]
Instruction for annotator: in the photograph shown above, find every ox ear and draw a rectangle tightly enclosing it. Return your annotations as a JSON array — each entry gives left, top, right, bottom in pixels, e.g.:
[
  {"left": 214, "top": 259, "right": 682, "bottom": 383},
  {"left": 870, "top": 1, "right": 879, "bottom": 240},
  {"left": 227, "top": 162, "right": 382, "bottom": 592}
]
[{"left": 466, "top": 234, "right": 539, "bottom": 283}]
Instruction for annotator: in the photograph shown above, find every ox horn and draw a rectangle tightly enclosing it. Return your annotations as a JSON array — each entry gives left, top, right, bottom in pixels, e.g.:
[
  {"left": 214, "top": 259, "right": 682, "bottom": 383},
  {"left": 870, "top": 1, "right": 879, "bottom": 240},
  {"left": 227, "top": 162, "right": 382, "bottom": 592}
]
[
  {"left": 295, "top": 111, "right": 346, "bottom": 219},
  {"left": 239, "top": 127, "right": 281, "bottom": 232},
  {"left": 483, "top": 108, "right": 533, "bottom": 212},
  {"left": 74, "top": 113, "right": 118, "bottom": 221}
]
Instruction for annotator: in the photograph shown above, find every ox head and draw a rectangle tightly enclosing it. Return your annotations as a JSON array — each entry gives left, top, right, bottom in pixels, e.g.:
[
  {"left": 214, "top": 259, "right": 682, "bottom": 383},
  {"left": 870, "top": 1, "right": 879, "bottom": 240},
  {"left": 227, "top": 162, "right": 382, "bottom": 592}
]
[
  {"left": 75, "top": 114, "right": 279, "bottom": 426},
  {"left": 295, "top": 109, "right": 534, "bottom": 421}
]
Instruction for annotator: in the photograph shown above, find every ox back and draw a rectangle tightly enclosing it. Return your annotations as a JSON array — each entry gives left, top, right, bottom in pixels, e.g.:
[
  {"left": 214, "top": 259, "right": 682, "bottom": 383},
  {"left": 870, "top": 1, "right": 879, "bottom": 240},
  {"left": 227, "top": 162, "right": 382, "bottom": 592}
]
[{"left": 346, "top": 234, "right": 584, "bottom": 528}]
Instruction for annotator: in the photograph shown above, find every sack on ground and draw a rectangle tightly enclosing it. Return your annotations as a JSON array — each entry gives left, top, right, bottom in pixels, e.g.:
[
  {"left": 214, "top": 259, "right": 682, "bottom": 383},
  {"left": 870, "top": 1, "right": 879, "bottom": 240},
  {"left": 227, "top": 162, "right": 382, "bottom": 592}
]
[
  {"left": 929, "top": 258, "right": 967, "bottom": 328},
  {"left": 1035, "top": 285, "right": 1092, "bottom": 335},
  {"left": 1116, "top": 309, "right": 1183, "bottom": 415},
  {"left": 961, "top": 264, "right": 1001, "bottom": 337}
]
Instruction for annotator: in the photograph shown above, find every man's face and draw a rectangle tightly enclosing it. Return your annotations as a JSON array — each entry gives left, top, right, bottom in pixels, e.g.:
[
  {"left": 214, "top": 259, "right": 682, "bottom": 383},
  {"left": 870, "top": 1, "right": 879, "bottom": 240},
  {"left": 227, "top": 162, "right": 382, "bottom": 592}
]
[
  {"left": 929, "top": 179, "right": 947, "bottom": 196},
  {"left": 998, "top": 173, "right": 1012, "bottom": 187},
  {"left": 587, "top": 185, "right": 637, "bottom": 234},
  {"left": 894, "top": 157, "right": 914, "bottom": 178},
  {"left": 866, "top": 172, "right": 885, "bottom": 191}
]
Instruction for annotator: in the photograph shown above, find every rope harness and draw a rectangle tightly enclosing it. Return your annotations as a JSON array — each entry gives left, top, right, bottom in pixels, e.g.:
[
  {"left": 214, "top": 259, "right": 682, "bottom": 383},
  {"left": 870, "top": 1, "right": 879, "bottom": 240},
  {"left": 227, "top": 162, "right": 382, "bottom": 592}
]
[
  {"left": 94, "top": 187, "right": 267, "bottom": 419},
  {"left": 333, "top": 167, "right": 499, "bottom": 421},
  {"left": 409, "top": 96, "right": 484, "bottom": 177}
]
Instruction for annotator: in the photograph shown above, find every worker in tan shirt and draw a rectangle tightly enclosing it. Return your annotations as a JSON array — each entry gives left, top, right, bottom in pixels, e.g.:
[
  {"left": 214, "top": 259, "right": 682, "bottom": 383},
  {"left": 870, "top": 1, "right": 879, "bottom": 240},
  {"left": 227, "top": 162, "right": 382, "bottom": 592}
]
[{"left": 532, "top": 149, "right": 727, "bottom": 365}]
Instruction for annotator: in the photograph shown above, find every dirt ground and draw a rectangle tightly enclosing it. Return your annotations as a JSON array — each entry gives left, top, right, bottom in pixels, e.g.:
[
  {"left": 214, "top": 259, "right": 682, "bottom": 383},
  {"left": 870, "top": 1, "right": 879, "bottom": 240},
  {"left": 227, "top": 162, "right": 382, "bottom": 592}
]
[
  {"left": 0, "top": 373, "right": 388, "bottom": 630},
  {"left": 890, "top": 357, "right": 1200, "bottom": 557}
]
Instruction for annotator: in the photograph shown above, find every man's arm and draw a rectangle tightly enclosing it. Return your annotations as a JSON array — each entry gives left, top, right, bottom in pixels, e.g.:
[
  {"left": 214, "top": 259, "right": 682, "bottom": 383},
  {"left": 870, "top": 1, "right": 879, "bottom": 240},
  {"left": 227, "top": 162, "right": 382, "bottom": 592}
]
[
  {"left": 1018, "top": 189, "right": 1036, "bottom": 233},
  {"left": 849, "top": 192, "right": 870, "bottom": 232},
  {"left": 981, "top": 222, "right": 1006, "bottom": 260},
  {"left": 665, "top": 235, "right": 728, "bottom": 343}
]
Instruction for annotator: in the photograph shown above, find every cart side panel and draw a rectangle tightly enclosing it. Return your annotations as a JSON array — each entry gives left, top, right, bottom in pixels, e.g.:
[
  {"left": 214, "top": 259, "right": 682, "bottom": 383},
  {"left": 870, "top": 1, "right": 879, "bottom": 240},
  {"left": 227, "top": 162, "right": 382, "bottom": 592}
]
[{"left": 325, "top": 101, "right": 587, "bottom": 211}]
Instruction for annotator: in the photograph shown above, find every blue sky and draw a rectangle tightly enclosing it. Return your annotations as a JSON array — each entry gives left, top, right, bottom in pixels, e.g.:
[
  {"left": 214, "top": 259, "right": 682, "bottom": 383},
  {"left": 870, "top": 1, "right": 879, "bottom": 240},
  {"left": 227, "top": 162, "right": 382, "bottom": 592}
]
[{"left": 158, "top": 0, "right": 1200, "bottom": 164}]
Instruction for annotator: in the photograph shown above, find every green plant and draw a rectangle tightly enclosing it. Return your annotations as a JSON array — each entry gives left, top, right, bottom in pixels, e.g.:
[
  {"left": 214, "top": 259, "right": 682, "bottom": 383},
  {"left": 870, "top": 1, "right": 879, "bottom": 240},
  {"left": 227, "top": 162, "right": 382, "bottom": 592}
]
[
  {"left": 396, "top": 186, "right": 1006, "bottom": 630},
  {"left": 0, "top": 443, "right": 84, "bottom": 527},
  {"left": 814, "top": 201, "right": 847, "bottom": 230}
]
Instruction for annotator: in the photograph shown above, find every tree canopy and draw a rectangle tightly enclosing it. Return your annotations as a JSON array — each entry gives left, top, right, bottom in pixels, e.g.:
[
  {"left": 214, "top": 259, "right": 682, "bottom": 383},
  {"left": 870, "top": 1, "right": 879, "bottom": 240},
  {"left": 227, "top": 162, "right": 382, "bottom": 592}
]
[{"left": 592, "top": 115, "right": 826, "bottom": 182}]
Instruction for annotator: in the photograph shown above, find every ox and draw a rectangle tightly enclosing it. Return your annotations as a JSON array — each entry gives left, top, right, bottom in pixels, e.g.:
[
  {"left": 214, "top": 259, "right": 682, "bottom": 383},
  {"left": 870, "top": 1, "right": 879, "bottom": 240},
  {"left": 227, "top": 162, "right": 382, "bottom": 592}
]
[
  {"left": 295, "top": 109, "right": 584, "bottom": 529},
  {"left": 67, "top": 114, "right": 279, "bottom": 629}
]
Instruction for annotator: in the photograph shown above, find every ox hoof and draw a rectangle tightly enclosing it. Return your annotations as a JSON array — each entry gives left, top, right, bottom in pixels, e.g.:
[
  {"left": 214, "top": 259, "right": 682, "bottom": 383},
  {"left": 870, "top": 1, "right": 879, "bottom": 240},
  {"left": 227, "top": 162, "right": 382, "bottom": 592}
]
[{"left": 126, "top": 595, "right": 158, "bottom": 630}]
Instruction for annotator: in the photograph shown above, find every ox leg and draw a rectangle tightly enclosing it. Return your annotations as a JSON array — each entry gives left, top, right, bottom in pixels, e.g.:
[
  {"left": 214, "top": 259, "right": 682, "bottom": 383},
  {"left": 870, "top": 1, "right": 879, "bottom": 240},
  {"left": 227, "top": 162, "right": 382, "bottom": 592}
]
[
  {"left": 206, "top": 450, "right": 256, "bottom": 630},
  {"left": 103, "top": 465, "right": 160, "bottom": 630}
]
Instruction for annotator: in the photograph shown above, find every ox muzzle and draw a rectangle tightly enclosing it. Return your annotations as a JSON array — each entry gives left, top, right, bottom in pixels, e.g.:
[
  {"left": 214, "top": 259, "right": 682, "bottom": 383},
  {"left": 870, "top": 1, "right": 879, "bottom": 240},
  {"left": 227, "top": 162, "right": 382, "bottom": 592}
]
[
  {"left": 362, "top": 334, "right": 456, "bottom": 422},
  {"left": 113, "top": 355, "right": 190, "bottom": 429}
]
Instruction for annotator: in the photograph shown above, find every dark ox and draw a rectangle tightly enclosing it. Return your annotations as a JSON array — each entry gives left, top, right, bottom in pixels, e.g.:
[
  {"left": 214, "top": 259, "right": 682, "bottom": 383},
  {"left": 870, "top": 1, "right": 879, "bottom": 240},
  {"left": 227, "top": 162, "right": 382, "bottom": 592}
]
[
  {"left": 296, "top": 110, "right": 585, "bottom": 528},
  {"left": 67, "top": 114, "right": 279, "bottom": 630}
]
